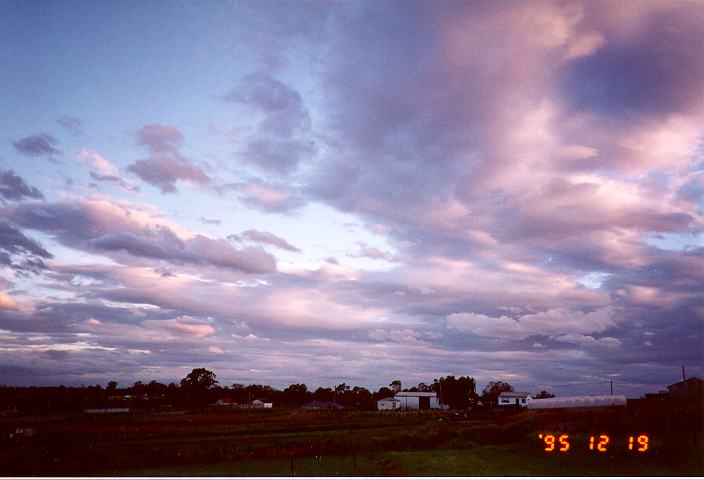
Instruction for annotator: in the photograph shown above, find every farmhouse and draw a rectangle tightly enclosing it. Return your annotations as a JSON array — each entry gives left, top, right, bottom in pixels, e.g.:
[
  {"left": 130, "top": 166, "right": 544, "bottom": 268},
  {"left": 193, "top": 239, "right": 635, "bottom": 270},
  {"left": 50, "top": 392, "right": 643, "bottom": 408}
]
[
  {"left": 527, "top": 395, "right": 627, "bottom": 410},
  {"left": 387, "top": 392, "right": 444, "bottom": 410},
  {"left": 377, "top": 397, "right": 401, "bottom": 410},
  {"left": 498, "top": 391, "right": 531, "bottom": 407}
]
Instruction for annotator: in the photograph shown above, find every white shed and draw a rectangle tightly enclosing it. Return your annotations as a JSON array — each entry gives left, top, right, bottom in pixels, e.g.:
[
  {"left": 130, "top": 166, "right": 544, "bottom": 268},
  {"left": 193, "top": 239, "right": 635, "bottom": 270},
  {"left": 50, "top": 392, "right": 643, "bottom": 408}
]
[
  {"left": 498, "top": 391, "right": 531, "bottom": 407},
  {"left": 377, "top": 397, "right": 401, "bottom": 410},
  {"left": 252, "top": 399, "right": 273, "bottom": 408},
  {"left": 394, "top": 392, "right": 444, "bottom": 410}
]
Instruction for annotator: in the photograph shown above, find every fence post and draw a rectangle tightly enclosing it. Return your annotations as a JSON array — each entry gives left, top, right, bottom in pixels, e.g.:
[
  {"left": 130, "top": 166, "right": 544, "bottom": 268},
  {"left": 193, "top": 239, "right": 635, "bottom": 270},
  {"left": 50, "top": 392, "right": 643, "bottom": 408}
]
[{"left": 353, "top": 446, "right": 357, "bottom": 475}]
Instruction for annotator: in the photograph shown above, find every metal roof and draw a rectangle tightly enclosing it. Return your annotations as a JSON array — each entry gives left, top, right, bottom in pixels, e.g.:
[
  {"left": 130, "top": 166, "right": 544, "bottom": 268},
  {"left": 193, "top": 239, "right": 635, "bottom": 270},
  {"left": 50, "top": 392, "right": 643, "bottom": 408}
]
[
  {"left": 667, "top": 376, "right": 703, "bottom": 389},
  {"left": 394, "top": 392, "right": 437, "bottom": 397},
  {"left": 499, "top": 391, "right": 530, "bottom": 398}
]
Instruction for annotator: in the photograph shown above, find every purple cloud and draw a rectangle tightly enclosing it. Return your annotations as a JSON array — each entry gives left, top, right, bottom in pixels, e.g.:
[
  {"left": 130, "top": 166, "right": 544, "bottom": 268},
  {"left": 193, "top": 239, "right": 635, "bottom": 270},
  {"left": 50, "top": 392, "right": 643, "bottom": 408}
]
[
  {"left": 224, "top": 179, "right": 306, "bottom": 213},
  {"left": 241, "top": 229, "right": 300, "bottom": 252},
  {"left": 221, "top": 73, "right": 315, "bottom": 174},
  {"left": 128, "top": 124, "right": 210, "bottom": 193},
  {"left": 56, "top": 115, "right": 83, "bottom": 135},
  {"left": 12, "top": 133, "right": 60, "bottom": 156},
  {"left": 0, "top": 170, "right": 44, "bottom": 201},
  {"left": 0, "top": 221, "right": 52, "bottom": 273},
  {"left": 3, "top": 199, "right": 276, "bottom": 274}
]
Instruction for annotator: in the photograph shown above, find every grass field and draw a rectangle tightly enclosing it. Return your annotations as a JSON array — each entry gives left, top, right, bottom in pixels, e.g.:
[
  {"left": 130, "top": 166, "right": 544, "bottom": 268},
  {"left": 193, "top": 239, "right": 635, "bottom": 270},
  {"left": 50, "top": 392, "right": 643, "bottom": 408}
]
[{"left": 1, "top": 408, "right": 701, "bottom": 476}]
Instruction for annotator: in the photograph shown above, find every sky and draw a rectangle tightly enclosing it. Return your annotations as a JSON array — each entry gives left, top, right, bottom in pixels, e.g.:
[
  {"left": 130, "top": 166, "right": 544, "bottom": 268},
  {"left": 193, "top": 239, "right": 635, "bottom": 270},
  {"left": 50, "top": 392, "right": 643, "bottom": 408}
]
[{"left": 0, "top": 0, "right": 702, "bottom": 397}]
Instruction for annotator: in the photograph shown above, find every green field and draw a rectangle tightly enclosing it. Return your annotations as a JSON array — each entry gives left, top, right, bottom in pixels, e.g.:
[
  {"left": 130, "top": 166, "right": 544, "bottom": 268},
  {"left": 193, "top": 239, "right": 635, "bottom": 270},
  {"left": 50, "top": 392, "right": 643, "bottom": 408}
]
[{"left": 1, "top": 408, "right": 702, "bottom": 476}]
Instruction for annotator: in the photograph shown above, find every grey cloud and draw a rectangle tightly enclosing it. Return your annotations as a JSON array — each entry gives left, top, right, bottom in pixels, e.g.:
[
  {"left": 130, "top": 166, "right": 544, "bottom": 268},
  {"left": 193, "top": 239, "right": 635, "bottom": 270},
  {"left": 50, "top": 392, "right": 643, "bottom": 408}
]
[
  {"left": 242, "top": 137, "right": 315, "bottom": 175},
  {"left": 242, "top": 229, "right": 299, "bottom": 252},
  {"left": 3, "top": 200, "right": 276, "bottom": 274},
  {"left": 221, "top": 72, "right": 310, "bottom": 135},
  {"left": 128, "top": 124, "right": 210, "bottom": 193},
  {"left": 561, "top": 4, "right": 704, "bottom": 118},
  {"left": 12, "top": 133, "right": 60, "bottom": 156},
  {"left": 56, "top": 115, "right": 83, "bottom": 135},
  {"left": 89, "top": 172, "right": 140, "bottom": 193},
  {"left": 222, "top": 73, "right": 315, "bottom": 174},
  {"left": 0, "top": 221, "right": 52, "bottom": 273},
  {"left": 0, "top": 170, "right": 44, "bottom": 201},
  {"left": 0, "top": 301, "right": 139, "bottom": 333}
]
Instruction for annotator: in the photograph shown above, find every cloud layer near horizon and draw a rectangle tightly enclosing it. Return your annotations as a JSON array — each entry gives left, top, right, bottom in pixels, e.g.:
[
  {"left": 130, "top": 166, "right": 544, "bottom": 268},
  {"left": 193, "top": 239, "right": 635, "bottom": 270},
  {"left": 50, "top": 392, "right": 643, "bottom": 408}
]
[{"left": 0, "top": 1, "right": 702, "bottom": 395}]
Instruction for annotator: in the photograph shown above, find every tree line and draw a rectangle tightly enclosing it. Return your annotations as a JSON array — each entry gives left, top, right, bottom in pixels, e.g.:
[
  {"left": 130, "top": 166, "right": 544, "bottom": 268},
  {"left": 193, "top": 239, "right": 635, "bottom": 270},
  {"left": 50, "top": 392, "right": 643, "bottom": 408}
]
[{"left": 0, "top": 368, "right": 554, "bottom": 414}]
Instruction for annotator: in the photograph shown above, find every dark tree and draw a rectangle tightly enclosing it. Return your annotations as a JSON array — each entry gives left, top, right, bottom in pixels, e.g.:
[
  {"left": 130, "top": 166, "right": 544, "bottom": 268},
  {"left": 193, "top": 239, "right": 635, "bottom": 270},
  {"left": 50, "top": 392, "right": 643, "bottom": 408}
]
[
  {"left": 534, "top": 390, "right": 555, "bottom": 399},
  {"left": 180, "top": 368, "right": 218, "bottom": 407},
  {"left": 389, "top": 380, "right": 402, "bottom": 394},
  {"left": 314, "top": 387, "right": 334, "bottom": 402},
  {"left": 106, "top": 381, "right": 118, "bottom": 392},
  {"left": 433, "top": 376, "right": 476, "bottom": 410},
  {"left": 376, "top": 387, "right": 394, "bottom": 400},
  {"left": 348, "top": 386, "right": 374, "bottom": 410},
  {"left": 245, "top": 384, "right": 279, "bottom": 402},
  {"left": 481, "top": 380, "right": 513, "bottom": 405},
  {"left": 180, "top": 368, "right": 218, "bottom": 390},
  {"left": 146, "top": 380, "right": 167, "bottom": 397},
  {"left": 282, "top": 384, "right": 312, "bottom": 406},
  {"left": 417, "top": 382, "right": 433, "bottom": 392}
]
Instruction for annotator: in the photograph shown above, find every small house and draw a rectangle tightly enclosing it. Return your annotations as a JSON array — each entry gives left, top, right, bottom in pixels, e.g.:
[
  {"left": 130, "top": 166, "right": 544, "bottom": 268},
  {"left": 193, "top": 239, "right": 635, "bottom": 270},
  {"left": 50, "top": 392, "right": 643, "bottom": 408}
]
[
  {"left": 377, "top": 397, "right": 401, "bottom": 410},
  {"left": 498, "top": 391, "right": 531, "bottom": 407}
]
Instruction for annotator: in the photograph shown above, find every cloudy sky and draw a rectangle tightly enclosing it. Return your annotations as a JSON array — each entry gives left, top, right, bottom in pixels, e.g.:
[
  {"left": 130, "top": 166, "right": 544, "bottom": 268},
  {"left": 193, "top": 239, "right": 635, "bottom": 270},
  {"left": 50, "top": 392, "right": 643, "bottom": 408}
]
[{"left": 0, "top": 0, "right": 702, "bottom": 396}]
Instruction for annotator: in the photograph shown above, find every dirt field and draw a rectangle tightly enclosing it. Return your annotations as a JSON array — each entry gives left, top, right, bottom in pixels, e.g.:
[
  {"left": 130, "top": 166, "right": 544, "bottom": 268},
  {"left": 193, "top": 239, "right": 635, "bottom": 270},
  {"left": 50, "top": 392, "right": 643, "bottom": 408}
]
[{"left": 0, "top": 408, "right": 701, "bottom": 476}]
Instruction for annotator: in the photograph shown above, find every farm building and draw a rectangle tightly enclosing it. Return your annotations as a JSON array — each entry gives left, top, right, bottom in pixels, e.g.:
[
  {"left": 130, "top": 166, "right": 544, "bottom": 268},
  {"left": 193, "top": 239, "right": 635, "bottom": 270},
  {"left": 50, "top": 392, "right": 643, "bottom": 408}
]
[
  {"left": 667, "top": 377, "right": 703, "bottom": 404},
  {"left": 498, "top": 391, "right": 531, "bottom": 407},
  {"left": 527, "top": 395, "right": 627, "bottom": 410},
  {"left": 252, "top": 399, "right": 273, "bottom": 408},
  {"left": 391, "top": 392, "right": 444, "bottom": 410},
  {"left": 377, "top": 397, "right": 401, "bottom": 410}
]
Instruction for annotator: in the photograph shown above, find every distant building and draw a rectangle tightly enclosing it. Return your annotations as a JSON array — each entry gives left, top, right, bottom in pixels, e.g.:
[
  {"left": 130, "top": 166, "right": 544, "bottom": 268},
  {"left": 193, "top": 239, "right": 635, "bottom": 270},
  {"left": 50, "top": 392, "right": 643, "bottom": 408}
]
[
  {"left": 377, "top": 397, "right": 401, "bottom": 410},
  {"left": 392, "top": 392, "right": 444, "bottom": 410},
  {"left": 527, "top": 395, "right": 626, "bottom": 410},
  {"left": 667, "top": 377, "right": 703, "bottom": 403},
  {"left": 498, "top": 391, "right": 531, "bottom": 407},
  {"left": 252, "top": 399, "right": 273, "bottom": 409},
  {"left": 302, "top": 400, "right": 344, "bottom": 410}
]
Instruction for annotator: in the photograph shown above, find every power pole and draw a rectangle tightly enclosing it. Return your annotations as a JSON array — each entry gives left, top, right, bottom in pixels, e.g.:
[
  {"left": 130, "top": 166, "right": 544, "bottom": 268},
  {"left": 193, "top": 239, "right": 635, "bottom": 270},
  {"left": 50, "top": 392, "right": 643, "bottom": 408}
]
[
  {"left": 610, "top": 380, "right": 613, "bottom": 396},
  {"left": 682, "top": 365, "right": 686, "bottom": 381}
]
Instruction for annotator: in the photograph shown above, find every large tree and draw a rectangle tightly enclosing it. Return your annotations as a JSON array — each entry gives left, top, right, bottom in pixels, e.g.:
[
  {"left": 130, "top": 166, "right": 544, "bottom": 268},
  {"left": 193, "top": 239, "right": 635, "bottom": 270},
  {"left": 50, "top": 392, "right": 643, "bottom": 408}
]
[
  {"left": 180, "top": 368, "right": 218, "bottom": 390},
  {"left": 481, "top": 380, "right": 514, "bottom": 405},
  {"left": 180, "top": 368, "right": 218, "bottom": 407},
  {"left": 433, "top": 375, "right": 476, "bottom": 410}
]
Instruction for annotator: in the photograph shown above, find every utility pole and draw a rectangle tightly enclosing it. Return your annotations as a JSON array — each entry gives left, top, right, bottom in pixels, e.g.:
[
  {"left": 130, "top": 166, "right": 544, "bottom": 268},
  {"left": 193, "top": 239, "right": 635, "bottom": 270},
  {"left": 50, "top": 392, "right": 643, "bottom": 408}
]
[
  {"left": 682, "top": 365, "right": 686, "bottom": 381},
  {"left": 610, "top": 380, "right": 613, "bottom": 396}
]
